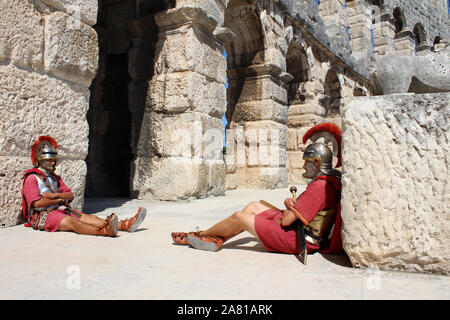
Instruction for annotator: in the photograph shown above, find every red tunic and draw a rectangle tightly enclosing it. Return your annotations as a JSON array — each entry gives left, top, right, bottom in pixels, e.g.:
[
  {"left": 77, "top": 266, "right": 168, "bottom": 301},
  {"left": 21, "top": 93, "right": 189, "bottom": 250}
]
[
  {"left": 254, "top": 176, "right": 342, "bottom": 254},
  {"left": 21, "top": 168, "right": 78, "bottom": 232}
]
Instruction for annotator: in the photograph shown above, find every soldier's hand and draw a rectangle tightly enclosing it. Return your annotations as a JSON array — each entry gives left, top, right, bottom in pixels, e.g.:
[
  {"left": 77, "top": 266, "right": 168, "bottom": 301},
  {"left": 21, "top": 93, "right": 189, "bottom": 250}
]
[
  {"left": 284, "top": 198, "right": 295, "bottom": 210},
  {"left": 42, "top": 192, "right": 58, "bottom": 199}
]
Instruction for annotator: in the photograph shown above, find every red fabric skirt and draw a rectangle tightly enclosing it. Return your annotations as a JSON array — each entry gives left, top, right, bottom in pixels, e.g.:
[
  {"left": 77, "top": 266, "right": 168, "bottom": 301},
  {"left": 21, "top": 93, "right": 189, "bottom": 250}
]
[
  {"left": 29, "top": 209, "right": 81, "bottom": 232},
  {"left": 254, "top": 209, "right": 319, "bottom": 254}
]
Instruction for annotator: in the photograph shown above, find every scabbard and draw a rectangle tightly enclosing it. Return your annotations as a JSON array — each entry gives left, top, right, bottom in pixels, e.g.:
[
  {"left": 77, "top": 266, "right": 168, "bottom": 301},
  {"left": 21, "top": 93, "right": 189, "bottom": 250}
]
[
  {"left": 296, "top": 220, "right": 308, "bottom": 265},
  {"left": 259, "top": 200, "right": 282, "bottom": 212}
]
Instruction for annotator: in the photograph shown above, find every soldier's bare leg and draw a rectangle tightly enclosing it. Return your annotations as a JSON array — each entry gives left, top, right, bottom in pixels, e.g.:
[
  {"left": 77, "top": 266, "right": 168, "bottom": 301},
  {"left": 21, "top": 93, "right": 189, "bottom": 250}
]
[{"left": 199, "top": 201, "right": 270, "bottom": 241}]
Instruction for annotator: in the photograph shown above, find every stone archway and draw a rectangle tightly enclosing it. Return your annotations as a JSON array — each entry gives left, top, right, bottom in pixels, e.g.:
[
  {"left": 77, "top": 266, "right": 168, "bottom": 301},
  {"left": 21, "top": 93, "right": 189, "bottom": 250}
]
[
  {"left": 284, "top": 41, "right": 314, "bottom": 185},
  {"left": 322, "top": 68, "right": 342, "bottom": 120},
  {"left": 222, "top": 0, "right": 288, "bottom": 190}
]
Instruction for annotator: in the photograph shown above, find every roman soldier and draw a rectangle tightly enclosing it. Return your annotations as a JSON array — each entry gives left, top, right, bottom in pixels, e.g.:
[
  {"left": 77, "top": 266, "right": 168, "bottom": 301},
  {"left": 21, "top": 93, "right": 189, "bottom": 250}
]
[
  {"left": 21, "top": 135, "right": 147, "bottom": 236},
  {"left": 171, "top": 123, "right": 343, "bottom": 262}
]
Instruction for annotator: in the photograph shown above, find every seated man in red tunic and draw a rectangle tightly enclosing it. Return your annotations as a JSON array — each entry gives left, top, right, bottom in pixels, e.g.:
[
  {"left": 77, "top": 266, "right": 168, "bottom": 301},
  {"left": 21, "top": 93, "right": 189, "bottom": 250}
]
[
  {"left": 171, "top": 123, "right": 343, "bottom": 258},
  {"left": 22, "top": 136, "right": 147, "bottom": 237}
]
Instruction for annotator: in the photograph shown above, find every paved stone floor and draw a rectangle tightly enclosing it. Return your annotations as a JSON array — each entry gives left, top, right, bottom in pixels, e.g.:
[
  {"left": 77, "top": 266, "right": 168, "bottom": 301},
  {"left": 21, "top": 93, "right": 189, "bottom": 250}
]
[{"left": 0, "top": 188, "right": 449, "bottom": 300}]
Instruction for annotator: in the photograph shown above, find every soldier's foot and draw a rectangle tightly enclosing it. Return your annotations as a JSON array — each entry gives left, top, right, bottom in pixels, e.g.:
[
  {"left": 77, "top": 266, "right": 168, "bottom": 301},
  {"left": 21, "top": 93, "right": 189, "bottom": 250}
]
[
  {"left": 118, "top": 207, "right": 147, "bottom": 232},
  {"left": 187, "top": 234, "right": 224, "bottom": 252},
  {"left": 97, "top": 213, "right": 118, "bottom": 237}
]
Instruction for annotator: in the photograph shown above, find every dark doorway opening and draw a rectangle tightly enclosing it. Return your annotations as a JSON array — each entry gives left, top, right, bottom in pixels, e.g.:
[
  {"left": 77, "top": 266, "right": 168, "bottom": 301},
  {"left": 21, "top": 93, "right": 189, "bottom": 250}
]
[{"left": 86, "top": 0, "right": 174, "bottom": 197}]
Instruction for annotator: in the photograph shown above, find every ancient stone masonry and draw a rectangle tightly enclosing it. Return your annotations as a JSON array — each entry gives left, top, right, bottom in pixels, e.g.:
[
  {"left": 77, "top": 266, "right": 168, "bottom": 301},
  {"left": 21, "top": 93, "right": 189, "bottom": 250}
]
[
  {"left": 0, "top": 0, "right": 98, "bottom": 226},
  {"left": 341, "top": 93, "right": 449, "bottom": 274},
  {"left": 0, "top": 0, "right": 449, "bottom": 274}
]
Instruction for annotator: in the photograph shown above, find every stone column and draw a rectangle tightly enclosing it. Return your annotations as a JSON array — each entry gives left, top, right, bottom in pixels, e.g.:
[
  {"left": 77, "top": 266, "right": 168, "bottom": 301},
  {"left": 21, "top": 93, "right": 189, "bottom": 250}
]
[
  {"left": 346, "top": 0, "right": 374, "bottom": 60},
  {"left": 286, "top": 78, "right": 327, "bottom": 185},
  {"left": 372, "top": 10, "right": 396, "bottom": 58},
  {"left": 130, "top": 7, "right": 227, "bottom": 200},
  {"left": 394, "top": 30, "right": 416, "bottom": 56},
  {"left": 318, "top": 0, "right": 347, "bottom": 29},
  {"left": 225, "top": 65, "right": 288, "bottom": 189}
]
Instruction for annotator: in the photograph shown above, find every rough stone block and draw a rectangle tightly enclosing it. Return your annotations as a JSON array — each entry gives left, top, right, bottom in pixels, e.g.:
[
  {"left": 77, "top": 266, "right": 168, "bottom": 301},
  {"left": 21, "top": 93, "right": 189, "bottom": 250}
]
[
  {"left": 39, "top": 0, "right": 98, "bottom": 26},
  {"left": 0, "top": 0, "right": 44, "bottom": 70},
  {"left": 140, "top": 112, "right": 224, "bottom": 160},
  {"left": 0, "top": 64, "right": 90, "bottom": 160},
  {"left": 44, "top": 11, "right": 98, "bottom": 87},
  {"left": 236, "top": 167, "right": 287, "bottom": 189},
  {"left": 149, "top": 72, "right": 226, "bottom": 117},
  {"left": 154, "top": 27, "right": 226, "bottom": 84},
  {"left": 232, "top": 100, "right": 288, "bottom": 124},
  {"left": 131, "top": 157, "right": 225, "bottom": 201},
  {"left": 235, "top": 75, "right": 287, "bottom": 105},
  {"left": 341, "top": 94, "right": 450, "bottom": 274}
]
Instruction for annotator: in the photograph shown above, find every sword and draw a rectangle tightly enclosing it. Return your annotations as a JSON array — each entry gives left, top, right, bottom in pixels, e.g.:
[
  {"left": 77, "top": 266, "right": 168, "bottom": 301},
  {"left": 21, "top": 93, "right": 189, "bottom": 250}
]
[{"left": 290, "top": 186, "right": 307, "bottom": 265}]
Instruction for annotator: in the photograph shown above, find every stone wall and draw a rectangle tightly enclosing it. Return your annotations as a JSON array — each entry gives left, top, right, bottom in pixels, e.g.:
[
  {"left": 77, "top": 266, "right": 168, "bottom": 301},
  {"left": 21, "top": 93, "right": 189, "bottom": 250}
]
[
  {"left": 0, "top": 0, "right": 98, "bottom": 226},
  {"left": 341, "top": 93, "right": 449, "bottom": 274}
]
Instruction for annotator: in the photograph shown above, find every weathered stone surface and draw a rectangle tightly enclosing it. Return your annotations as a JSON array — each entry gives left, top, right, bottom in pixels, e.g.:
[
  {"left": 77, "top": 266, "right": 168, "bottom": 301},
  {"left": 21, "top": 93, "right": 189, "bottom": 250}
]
[
  {"left": 131, "top": 157, "right": 225, "bottom": 201},
  {"left": 0, "top": 0, "right": 44, "bottom": 70},
  {"left": 139, "top": 111, "right": 224, "bottom": 160},
  {"left": 370, "top": 47, "right": 450, "bottom": 95},
  {"left": 153, "top": 25, "right": 226, "bottom": 84},
  {"left": 149, "top": 72, "right": 226, "bottom": 117},
  {"left": 0, "top": 64, "right": 90, "bottom": 159},
  {"left": 39, "top": 0, "right": 98, "bottom": 26},
  {"left": 232, "top": 100, "right": 288, "bottom": 124},
  {"left": 236, "top": 167, "right": 287, "bottom": 190},
  {"left": 44, "top": 11, "right": 98, "bottom": 87},
  {"left": 341, "top": 93, "right": 450, "bottom": 274}
]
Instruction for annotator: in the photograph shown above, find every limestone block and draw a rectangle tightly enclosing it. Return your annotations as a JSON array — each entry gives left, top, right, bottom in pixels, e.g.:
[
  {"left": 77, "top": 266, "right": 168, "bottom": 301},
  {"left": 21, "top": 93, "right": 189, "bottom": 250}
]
[
  {"left": 154, "top": 27, "right": 226, "bottom": 84},
  {"left": 287, "top": 114, "right": 325, "bottom": 128},
  {"left": 175, "top": 0, "right": 225, "bottom": 26},
  {"left": 149, "top": 72, "right": 226, "bottom": 117},
  {"left": 236, "top": 167, "right": 287, "bottom": 189},
  {"left": 44, "top": 11, "right": 98, "bottom": 87},
  {"left": 288, "top": 103, "right": 327, "bottom": 117},
  {"left": 131, "top": 157, "right": 225, "bottom": 201},
  {"left": 226, "top": 173, "right": 238, "bottom": 190},
  {"left": 341, "top": 94, "right": 450, "bottom": 274},
  {"left": 232, "top": 100, "right": 288, "bottom": 124},
  {"left": 138, "top": 111, "right": 224, "bottom": 162},
  {"left": 235, "top": 76, "right": 287, "bottom": 105},
  {"left": 0, "top": 64, "right": 90, "bottom": 160},
  {"left": 370, "top": 50, "right": 450, "bottom": 95},
  {"left": 0, "top": 0, "right": 44, "bottom": 70},
  {"left": 39, "top": 0, "right": 98, "bottom": 26},
  {"left": 0, "top": 156, "right": 86, "bottom": 227}
]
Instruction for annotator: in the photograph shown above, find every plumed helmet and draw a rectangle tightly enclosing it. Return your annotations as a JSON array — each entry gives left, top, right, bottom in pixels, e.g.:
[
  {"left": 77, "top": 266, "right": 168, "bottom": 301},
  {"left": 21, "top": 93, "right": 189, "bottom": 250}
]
[
  {"left": 302, "top": 122, "right": 342, "bottom": 175},
  {"left": 31, "top": 136, "right": 58, "bottom": 167}
]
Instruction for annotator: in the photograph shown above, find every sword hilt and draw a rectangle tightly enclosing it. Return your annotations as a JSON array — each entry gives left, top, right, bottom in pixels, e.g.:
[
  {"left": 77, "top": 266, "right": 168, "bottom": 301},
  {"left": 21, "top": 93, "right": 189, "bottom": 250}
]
[{"left": 290, "top": 186, "right": 297, "bottom": 200}]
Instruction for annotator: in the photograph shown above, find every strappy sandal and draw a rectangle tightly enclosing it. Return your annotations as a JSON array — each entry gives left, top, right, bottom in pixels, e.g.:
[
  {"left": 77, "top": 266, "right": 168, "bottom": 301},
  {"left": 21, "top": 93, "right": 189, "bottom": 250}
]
[
  {"left": 187, "top": 234, "right": 224, "bottom": 252},
  {"left": 118, "top": 207, "right": 147, "bottom": 232},
  {"left": 171, "top": 227, "right": 201, "bottom": 245},
  {"left": 97, "top": 213, "right": 118, "bottom": 237}
]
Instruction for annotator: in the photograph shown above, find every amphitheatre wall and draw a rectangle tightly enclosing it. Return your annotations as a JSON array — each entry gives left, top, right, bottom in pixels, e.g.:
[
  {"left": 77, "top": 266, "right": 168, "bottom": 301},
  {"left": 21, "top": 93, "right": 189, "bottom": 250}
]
[{"left": 0, "top": 0, "right": 448, "bottom": 273}]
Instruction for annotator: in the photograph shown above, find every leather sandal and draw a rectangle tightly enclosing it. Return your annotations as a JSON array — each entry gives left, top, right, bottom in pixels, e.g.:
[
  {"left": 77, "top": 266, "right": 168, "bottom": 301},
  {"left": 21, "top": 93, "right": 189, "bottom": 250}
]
[
  {"left": 187, "top": 234, "right": 224, "bottom": 252},
  {"left": 97, "top": 213, "right": 118, "bottom": 237},
  {"left": 171, "top": 228, "right": 201, "bottom": 245},
  {"left": 118, "top": 207, "right": 147, "bottom": 232}
]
